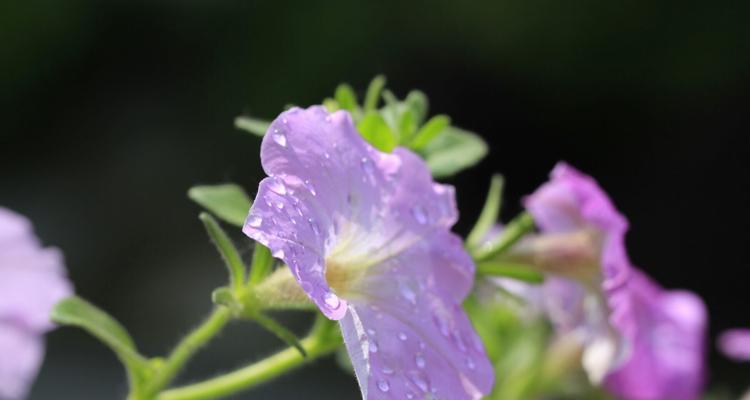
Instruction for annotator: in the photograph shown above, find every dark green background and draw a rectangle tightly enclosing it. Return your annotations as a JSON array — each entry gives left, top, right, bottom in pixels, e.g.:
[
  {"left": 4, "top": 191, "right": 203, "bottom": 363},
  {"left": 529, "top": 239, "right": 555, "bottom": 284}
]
[{"left": 1, "top": 1, "right": 748, "bottom": 398}]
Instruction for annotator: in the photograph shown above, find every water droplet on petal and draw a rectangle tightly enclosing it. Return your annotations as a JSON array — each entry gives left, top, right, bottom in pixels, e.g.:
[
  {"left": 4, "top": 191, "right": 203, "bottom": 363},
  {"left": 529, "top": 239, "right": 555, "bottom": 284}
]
[
  {"left": 377, "top": 379, "right": 390, "bottom": 392},
  {"left": 360, "top": 157, "right": 375, "bottom": 182},
  {"left": 275, "top": 201, "right": 284, "bottom": 210},
  {"left": 269, "top": 179, "right": 287, "bottom": 195},
  {"left": 367, "top": 328, "right": 376, "bottom": 336},
  {"left": 410, "top": 373, "right": 429, "bottom": 392},
  {"left": 247, "top": 215, "right": 263, "bottom": 228},
  {"left": 398, "top": 332, "right": 408, "bottom": 341},
  {"left": 370, "top": 341, "right": 379, "bottom": 353},
  {"left": 323, "top": 292, "right": 340, "bottom": 309},
  {"left": 304, "top": 179, "right": 317, "bottom": 196},
  {"left": 411, "top": 205, "right": 427, "bottom": 224},
  {"left": 308, "top": 217, "right": 320, "bottom": 236},
  {"left": 400, "top": 284, "right": 417, "bottom": 305},
  {"left": 466, "top": 357, "right": 476, "bottom": 370},
  {"left": 324, "top": 152, "right": 330, "bottom": 159},
  {"left": 415, "top": 354, "right": 426, "bottom": 368},
  {"left": 272, "top": 249, "right": 285, "bottom": 259},
  {"left": 381, "top": 366, "right": 394, "bottom": 375},
  {"left": 406, "top": 393, "right": 415, "bottom": 399},
  {"left": 272, "top": 129, "right": 287, "bottom": 147}
]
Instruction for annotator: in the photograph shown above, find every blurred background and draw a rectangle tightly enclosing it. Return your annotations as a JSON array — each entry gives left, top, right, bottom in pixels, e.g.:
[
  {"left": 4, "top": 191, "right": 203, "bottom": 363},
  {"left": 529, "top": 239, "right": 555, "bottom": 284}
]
[{"left": 1, "top": 0, "right": 748, "bottom": 398}]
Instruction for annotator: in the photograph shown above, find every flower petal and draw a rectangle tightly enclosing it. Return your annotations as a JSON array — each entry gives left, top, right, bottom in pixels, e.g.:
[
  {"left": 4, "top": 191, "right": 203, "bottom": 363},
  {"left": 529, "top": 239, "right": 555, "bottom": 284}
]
[
  {"left": 604, "top": 269, "right": 707, "bottom": 400},
  {"left": 718, "top": 329, "right": 750, "bottom": 361},
  {"left": 524, "top": 162, "right": 630, "bottom": 288},
  {"left": 340, "top": 232, "right": 493, "bottom": 400},
  {"left": 243, "top": 107, "right": 457, "bottom": 319},
  {"left": 0, "top": 323, "right": 44, "bottom": 400},
  {"left": 0, "top": 208, "right": 72, "bottom": 332}
]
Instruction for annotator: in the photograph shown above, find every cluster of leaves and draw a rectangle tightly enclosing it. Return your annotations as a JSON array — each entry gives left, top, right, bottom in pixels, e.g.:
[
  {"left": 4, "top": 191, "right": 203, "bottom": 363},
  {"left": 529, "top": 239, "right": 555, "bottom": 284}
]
[{"left": 235, "top": 75, "right": 488, "bottom": 178}]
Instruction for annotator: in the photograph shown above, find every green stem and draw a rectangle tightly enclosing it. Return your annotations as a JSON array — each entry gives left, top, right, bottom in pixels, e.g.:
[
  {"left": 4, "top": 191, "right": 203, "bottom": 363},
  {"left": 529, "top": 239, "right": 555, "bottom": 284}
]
[
  {"left": 145, "top": 307, "right": 233, "bottom": 396},
  {"left": 472, "top": 212, "right": 535, "bottom": 261},
  {"left": 156, "top": 318, "right": 340, "bottom": 400}
]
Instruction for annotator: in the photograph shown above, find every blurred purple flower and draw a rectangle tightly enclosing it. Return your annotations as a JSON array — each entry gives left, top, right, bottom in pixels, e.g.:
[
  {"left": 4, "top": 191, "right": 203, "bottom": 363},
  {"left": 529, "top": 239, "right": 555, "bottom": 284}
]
[
  {"left": 502, "top": 163, "right": 707, "bottom": 399},
  {"left": 243, "top": 106, "right": 493, "bottom": 399},
  {"left": 718, "top": 329, "right": 750, "bottom": 361},
  {"left": 0, "top": 207, "right": 73, "bottom": 399},
  {"left": 604, "top": 269, "right": 707, "bottom": 400}
]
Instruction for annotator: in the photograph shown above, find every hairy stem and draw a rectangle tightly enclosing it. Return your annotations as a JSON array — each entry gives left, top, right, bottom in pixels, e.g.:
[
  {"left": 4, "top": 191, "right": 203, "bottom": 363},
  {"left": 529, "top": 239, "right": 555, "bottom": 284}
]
[
  {"left": 156, "top": 317, "right": 340, "bottom": 400},
  {"left": 145, "top": 307, "right": 232, "bottom": 396}
]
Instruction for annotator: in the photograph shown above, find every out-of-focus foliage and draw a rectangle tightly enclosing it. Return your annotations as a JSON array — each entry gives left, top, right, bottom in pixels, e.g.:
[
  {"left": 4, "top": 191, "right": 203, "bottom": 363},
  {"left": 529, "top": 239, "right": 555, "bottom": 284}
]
[{"left": 235, "top": 76, "right": 489, "bottom": 178}]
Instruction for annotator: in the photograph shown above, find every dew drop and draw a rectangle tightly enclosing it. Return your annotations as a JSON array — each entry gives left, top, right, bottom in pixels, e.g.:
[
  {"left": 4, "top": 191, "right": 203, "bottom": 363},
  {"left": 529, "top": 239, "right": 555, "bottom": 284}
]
[
  {"left": 466, "top": 357, "right": 476, "bottom": 370},
  {"left": 406, "top": 393, "right": 414, "bottom": 399},
  {"left": 411, "top": 374, "right": 429, "bottom": 392},
  {"left": 377, "top": 379, "right": 390, "bottom": 393},
  {"left": 370, "top": 341, "right": 379, "bottom": 353},
  {"left": 398, "top": 332, "right": 408, "bottom": 341},
  {"left": 360, "top": 157, "right": 375, "bottom": 182},
  {"left": 272, "top": 249, "right": 285, "bottom": 259},
  {"left": 304, "top": 179, "right": 317, "bottom": 196},
  {"left": 324, "top": 152, "right": 330, "bottom": 159},
  {"left": 381, "top": 366, "right": 394, "bottom": 375},
  {"left": 367, "top": 328, "right": 376, "bottom": 336},
  {"left": 275, "top": 201, "right": 284, "bottom": 210},
  {"left": 247, "top": 215, "right": 262, "bottom": 228},
  {"left": 323, "top": 292, "right": 340, "bottom": 309},
  {"left": 272, "top": 129, "right": 287, "bottom": 147},
  {"left": 400, "top": 284, "right": 417, "bottom": 305},
  {"left": 411, "top": 205, "right": 427, "bottom": 224},
  {"left": 308, "top": 217, "right": 320, "bottom": 236},
  {"left": 415, "top": 354, "right": 426, "bottom": 369},
  {"left": 269, "top": 179, "right": 287, "bottom": 195}
]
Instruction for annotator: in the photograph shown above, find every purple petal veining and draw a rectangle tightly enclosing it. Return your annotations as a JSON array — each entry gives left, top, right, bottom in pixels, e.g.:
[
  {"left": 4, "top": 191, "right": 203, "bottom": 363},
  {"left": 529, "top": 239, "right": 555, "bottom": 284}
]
[
  {"left": 0, "top": 207, "right": 73, "bottom": 399},
  {"left": 243, "top": 106, "right": 493, "bottom": 399}
]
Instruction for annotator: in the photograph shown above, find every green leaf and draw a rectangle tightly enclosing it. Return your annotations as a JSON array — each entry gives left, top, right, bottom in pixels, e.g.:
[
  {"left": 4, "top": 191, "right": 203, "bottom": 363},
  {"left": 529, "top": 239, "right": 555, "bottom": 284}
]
[
  {"left": 405, "top": 90, "right": 429, "bottom": 126},
  {"left": 466, "top": 174, "right": 504, "bottom": 248},
  {"left": 397, "top": 108, "right": 418, "bottom": 143},
  {"left": 199, "top": 213, "right": 247, "bottom": 292},
  {"left": 51, "top": 296, "right": 147, "bottom": 389},
  {"left": 476, "top": 261, "right": 545, "bottom": 283},
  {"left": 188, "top": 184, "right": 252, "bottom": 227},
  {"left": 250, "top": 312, "right": 307, "bottom": 357},
  {"left": 357, "top": 111, "right": 397, "bottom": 152},
  {"left": 408, "top": 114, "right": 451, "bottom": 150},
  {"left": 234, "top": 116, "right": 270, "bottom": 137},
  {"left": 363, "top": 75, "right": 386, "bottom": 112},
  {"left": 248, "top": 242, "right": 273, "bottom": 285},
  {"left": 473, "top": 212, "right": 535, "bottom": 261},
  {"left": 422, "top": 126, "right": 488, "bottom": 178},
  {"left": 334, "top": 84, "right": 358, "bottom": 112}
]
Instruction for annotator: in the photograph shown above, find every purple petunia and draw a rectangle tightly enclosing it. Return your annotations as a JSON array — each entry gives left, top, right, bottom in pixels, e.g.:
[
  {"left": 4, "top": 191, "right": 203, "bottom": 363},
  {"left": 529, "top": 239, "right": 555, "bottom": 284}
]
[
  {"left": 718, "top": 329, "right": 750, "bottom": 361},
  {"left": 511, "top": 163, "right": 707, "bottom": 399},
  {"left": 0, "top": 207, "right": 73, "bottom": 399},
  {"left": 243, "top": 106, "right": 493, "bottom": 399}
]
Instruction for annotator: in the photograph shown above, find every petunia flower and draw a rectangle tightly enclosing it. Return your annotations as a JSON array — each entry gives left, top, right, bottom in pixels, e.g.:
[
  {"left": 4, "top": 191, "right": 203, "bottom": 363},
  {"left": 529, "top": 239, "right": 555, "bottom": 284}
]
[
  {"left": 0, "top": 207, "right": 73, "bottom": 399},
  {"left": 603, "top": 269, "right": 706, "bottom": 400},
  {"left": 718, "top": 328, "right": 750, "bottom": 361},
  {"left": 243, "top": 106, "right": 493, "bottom": 399},
  {"left": 497, "top": 163, "right": 706, "bottom": 399}
]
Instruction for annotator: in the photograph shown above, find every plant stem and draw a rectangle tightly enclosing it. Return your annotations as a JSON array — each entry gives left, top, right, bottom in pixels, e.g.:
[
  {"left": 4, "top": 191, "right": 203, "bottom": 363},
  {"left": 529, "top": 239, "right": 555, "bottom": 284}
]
[
  {"left": 145, "top": 307, "right": 233, "bottom": 396},
  {"left": 156, "top": 319, "right": 340, "bottom": 400}
]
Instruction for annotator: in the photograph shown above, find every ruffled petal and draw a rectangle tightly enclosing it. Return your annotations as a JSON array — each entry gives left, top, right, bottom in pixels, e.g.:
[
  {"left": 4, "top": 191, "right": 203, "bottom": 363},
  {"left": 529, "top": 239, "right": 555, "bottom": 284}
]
[
  {"left": 243, "top": 106, "right": 457, "bottom": 319},
  {"left": 604, "top": 269, "right": 707, "bottom": 400},
  {"left": 340, "top": 232, "right": 493, "bottom": 400},
  {"left": 524, "top": 162, "right": 630, "bottom": 287}
]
